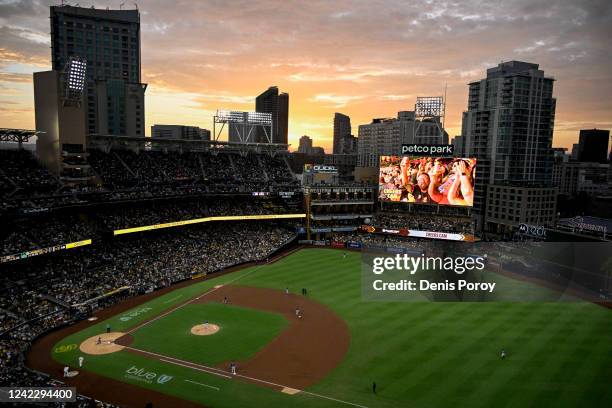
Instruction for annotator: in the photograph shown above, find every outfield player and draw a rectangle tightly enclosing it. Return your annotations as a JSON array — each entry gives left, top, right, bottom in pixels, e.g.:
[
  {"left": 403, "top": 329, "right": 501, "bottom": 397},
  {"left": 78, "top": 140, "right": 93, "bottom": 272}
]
[
  {"left": 78, "top": 356, "right": 84, "bottom": 368},
  {"left": 501, "top": 349, "right": 506, "bottom": 360}
]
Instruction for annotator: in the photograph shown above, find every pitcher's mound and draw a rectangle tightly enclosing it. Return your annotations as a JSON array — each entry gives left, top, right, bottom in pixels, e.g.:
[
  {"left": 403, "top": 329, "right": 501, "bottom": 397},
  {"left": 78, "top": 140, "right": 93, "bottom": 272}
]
[
  {"left": 79, "top": 332, "right": 126, "bottom": 355},
  {"left": 191, "top": 324, "right": 220, "bottom": 336}
]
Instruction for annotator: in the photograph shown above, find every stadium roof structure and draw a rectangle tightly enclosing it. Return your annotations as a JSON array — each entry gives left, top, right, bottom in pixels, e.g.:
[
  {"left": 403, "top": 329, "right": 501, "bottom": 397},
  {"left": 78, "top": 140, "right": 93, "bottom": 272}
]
[
  {"left": 0, "top": 128, "right": 42, "bottom": 147},
  {"left": 88, "top": 134, "right": 289, "bottom": 156}
]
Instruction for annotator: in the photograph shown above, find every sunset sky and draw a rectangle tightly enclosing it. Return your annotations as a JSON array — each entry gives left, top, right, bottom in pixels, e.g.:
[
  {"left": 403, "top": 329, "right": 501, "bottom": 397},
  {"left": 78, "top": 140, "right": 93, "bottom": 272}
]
[{"left": 0, "top": 0, "right": 610, "bottom": 152}]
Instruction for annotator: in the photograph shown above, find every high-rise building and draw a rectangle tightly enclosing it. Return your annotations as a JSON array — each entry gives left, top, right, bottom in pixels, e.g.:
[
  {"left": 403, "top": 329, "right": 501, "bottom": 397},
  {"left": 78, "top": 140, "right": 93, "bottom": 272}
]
[
  {"left": 357, "top": 111, "right": 447, "bottom": 167},
  {"left": 577, "top": 129, "right": 610, "bottom": 163},
  {"left": 554, "top": 161, "right": 612, "bottom": 197},
  {"left": 152, "top": 125, "right": 211, "bottom": 141},
  {"left": 298, "top": 135, "right": 313, "bottom": 153},
  {"left": 255, "top": 86, "right": 289, "bottom": 144},
  {"left": 297, "top": 135, "right": 325, "bottom": 155},
  {"left": 49, "top": 5, "right": 146, "bottom": 137},
  {"left": 451, "top": 135, "right": 464, "bottom": 156},
  {"left": 461, "top": 61, "right": 557, "bottom": 232},
  {"left": 571, "top": 143, "right": 580, "bottom": 160},
  {"left": 357, "top": 118, "right": 400, "bottom": 167},
  {"left": 341, "top": 134, "right": 358, "bottom": 155},
  {"left": 333, "top": 113, "right": 351, "bottom": 154}
]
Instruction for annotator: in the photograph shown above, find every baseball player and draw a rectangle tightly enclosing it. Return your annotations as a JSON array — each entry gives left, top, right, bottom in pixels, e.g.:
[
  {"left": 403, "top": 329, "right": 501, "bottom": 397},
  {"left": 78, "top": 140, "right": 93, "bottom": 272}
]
[
  {"left": 78, "top": 356, "right": 84, "bottom": 368},
  {"left": 285, "top": 287, "right": 289, "bottom": 295},
  {"left": 106, "top": 323, "right": 111, "bottom": 334},
  {"left": 63, "top": 366, "right": 69, "bottom": 377},
  {"left": 500, "top": 349, "right": 506, "bottom": 360},
  {"left": 96, "top": 336, "right": 102, "bottom": 345},
  {"left": 230, "top": 362, "right": 237, "bottom": 375}
]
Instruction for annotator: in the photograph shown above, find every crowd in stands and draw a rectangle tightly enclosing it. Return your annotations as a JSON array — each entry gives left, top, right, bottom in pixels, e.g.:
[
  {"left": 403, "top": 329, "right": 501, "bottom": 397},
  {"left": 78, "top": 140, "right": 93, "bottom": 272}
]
[
  {"left": 0, "top": 147, "right": 300, "bottom": 215},
  {"left": 98, "top": 197, "right": 299, "bottom": 231},
  {"left": 0, "top": 149, "right": 59, "bottom": 196},
  {"left": 88, "top": 149, "right": 299, "bottom": 195},
  {"left": 1, "top": 214, "right": 96, "bottom": 256},
  {"left": 0, "top": 218, "right": 296, "bottom": 404},
  {"left": 371, "top": 212, "right": 474, "bottom": 234},
  {"left": 329, "top": 232, "right": 430, "bottom": 252},
  {"left": 0, "top": 196, "right": 300, "bottom": 256}
]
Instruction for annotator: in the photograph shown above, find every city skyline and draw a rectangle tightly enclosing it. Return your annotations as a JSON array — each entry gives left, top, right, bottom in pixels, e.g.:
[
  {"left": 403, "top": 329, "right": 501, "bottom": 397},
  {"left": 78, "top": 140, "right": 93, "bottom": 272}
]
[{"left": 1, "top": 0, "right": 611, "bottom": 152}]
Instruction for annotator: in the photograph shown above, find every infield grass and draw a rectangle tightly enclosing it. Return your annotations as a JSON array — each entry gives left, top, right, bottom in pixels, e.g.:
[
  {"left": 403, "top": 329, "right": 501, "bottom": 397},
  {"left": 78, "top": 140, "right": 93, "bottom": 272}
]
[
  {"left": 130, "top": 302, "right": 288, "bottom": 365},
  {"left": 52, "top": 248, "right": 612, "bottom": 408}
]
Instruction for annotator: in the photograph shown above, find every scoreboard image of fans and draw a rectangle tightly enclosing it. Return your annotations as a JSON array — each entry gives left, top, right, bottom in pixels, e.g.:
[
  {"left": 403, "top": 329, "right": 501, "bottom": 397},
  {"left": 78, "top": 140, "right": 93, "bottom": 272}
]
[{"left": 379, "top": 156, "right": 476, "bottom": 206}]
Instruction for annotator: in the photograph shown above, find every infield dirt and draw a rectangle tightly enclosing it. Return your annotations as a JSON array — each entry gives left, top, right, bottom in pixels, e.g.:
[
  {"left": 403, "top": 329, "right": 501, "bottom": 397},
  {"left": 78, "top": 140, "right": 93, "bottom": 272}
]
[{"left": 26, "top": 251, "right": 350, "bottom": 407}]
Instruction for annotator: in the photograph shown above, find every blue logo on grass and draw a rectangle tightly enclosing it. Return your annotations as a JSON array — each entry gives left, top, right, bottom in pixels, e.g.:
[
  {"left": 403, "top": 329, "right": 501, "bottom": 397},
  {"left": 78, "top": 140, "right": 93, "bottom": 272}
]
[
  {"left": 124, "top": 366, "right": 173, "bottom": 385},
  {"left": 157, "top": 374, "right": 173, "bottom": 384}
]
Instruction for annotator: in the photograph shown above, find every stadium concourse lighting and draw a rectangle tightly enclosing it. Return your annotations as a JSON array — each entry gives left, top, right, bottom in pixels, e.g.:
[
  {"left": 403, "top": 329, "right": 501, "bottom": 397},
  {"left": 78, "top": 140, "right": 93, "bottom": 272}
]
[
  {"left": 247, "top": 111, "right": 273, "bottom": 126},
  {"left": 62, "top": 56, "right": 87, "bottom": 105},
  {"left": 67, "top": 59, "right": 87, "bottom": 91},
  {"left": 414, "top": 95, "right": 446, "bottom": 145},
  {"left": 213, "top": 110, "right": 273, "bottom": 144},
  {"left": 415, "top": 96, "right": 444, "bottom": 118}
]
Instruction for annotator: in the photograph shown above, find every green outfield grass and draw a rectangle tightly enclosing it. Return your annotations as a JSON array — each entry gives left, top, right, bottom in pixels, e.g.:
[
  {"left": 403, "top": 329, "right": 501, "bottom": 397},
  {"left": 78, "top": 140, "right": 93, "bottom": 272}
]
[
  {"left": 130, "top": 302, "right": 288, "bottom": 365},
  {"left": 52, "top": 248, "right": 612, "bottom": 408}
]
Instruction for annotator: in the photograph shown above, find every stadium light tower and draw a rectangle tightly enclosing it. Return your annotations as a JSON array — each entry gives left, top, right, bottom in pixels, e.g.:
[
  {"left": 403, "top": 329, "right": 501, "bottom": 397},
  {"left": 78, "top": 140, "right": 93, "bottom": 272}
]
[
  {"left": 213, "top": 110, "right": 273, "bottom": 144},
  {"left": 62, "top": 56, "right": 87, "bottom": 106},
  {"left": 414, "top": 96, "right": 446, "bottom": 144}
]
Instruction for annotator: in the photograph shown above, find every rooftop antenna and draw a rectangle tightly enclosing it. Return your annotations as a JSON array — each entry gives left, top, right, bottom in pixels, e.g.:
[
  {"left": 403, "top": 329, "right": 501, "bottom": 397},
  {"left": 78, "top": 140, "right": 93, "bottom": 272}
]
[{"left": 443, "top": 83, "right": 448, "bottom": 130}]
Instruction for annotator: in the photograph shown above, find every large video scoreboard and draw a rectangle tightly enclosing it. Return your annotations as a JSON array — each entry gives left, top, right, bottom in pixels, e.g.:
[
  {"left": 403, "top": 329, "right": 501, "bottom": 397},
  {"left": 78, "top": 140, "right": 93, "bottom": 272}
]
[{"left": 378, "top": 156, "right": 476, "bottom": 207}]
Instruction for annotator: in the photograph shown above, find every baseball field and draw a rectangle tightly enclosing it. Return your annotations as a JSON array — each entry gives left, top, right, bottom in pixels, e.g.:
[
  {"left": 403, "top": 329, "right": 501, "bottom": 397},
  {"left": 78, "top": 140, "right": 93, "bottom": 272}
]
[{"left": 31, "top": 248, "right": 612, "bottom": 407}]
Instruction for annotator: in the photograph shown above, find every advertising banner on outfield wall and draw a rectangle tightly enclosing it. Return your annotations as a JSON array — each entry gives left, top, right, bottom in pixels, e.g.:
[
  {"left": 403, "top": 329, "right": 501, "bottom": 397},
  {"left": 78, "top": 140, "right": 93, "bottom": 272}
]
[
  {"left": 378, "top": 156, "right": 476, "bottom": 206},
  {"left": 360, "top": 225, "right": 474, "bottom": 242},
  {"left": 347, "top": 241, "right": 362, "bottom": 249},
  {"left": 331, "top": 241, "right": 346, "bottom": 248}
]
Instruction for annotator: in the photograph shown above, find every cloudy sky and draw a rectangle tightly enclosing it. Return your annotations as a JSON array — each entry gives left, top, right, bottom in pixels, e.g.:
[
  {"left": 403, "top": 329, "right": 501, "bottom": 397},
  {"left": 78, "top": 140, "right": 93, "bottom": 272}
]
[{"left": 0, "top": 0, "right": 611, "bottom": 152}]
